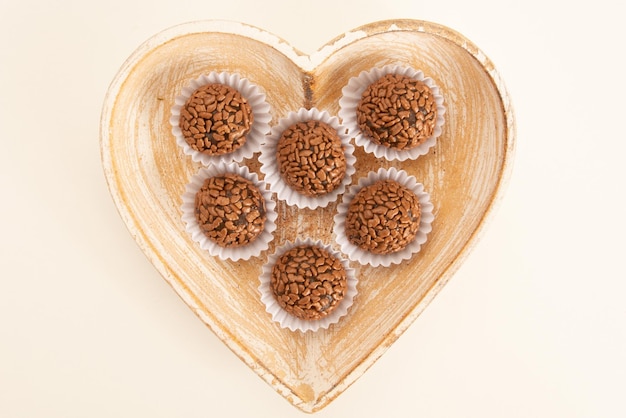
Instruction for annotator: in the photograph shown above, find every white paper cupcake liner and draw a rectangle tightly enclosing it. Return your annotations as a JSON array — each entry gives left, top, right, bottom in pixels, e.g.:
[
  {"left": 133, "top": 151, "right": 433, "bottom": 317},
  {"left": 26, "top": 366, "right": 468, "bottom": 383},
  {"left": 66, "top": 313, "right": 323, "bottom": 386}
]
[
  {"left": 170, "top": 72, "right": 272, "bottom": 165},
  {"left": 259, "top": 107, "right": 356, "bottom": 209},
  {"left": 259, "top": 238, "right": 357, "bottom": 333},
  {"left": 338, "top": 64, "right": 446, "bottom": 162},
  {"left": 181, "top": 161, "right": 277, "bottom": 261},
  {"left": 333, "top": 167, "right": 434, "bottom": 267}
]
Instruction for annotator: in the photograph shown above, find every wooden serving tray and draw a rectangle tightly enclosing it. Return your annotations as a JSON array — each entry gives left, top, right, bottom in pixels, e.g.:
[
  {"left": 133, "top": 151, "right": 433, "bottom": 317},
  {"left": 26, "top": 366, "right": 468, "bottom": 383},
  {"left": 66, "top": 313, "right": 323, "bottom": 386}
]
[{"left": 100, "top": 19, "right": 515, "bottom": 412}]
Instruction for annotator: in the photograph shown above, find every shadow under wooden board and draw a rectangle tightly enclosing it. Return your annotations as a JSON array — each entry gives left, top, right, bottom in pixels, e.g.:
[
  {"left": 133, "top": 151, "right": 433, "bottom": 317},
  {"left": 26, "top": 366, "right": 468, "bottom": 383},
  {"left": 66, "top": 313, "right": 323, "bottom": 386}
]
[{"left": 100, "top": 19, "right": 515, "bottom": 413}]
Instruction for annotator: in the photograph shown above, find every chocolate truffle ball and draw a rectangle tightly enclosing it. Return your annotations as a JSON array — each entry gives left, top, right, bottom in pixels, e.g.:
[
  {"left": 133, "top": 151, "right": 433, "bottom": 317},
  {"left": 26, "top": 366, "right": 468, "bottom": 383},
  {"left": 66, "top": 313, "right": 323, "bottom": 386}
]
[
  {"left": 180, "top": 83, "right": 253, "bottom": 155},
  {"left": 357, "top": 74, "right": 437, "bottom": 150},
  {"left": 346, "top": 180, "right": 421, "bottom": 254},
  {"left": 276, "top": 120, "right": 346, "bottom": 197},
  {"left": 270, "top": 245, "right": 347, "bottom": 320},
  {"left": 195, "top": 173, "right": 266, "bottom": 248}
]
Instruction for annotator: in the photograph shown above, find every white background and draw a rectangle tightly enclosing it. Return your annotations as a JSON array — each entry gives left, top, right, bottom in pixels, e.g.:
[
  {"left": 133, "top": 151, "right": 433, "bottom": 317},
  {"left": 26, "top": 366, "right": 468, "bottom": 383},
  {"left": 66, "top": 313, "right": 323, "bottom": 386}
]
[{"left": 1, "top": 1, "right": 625, "bottom": 417}]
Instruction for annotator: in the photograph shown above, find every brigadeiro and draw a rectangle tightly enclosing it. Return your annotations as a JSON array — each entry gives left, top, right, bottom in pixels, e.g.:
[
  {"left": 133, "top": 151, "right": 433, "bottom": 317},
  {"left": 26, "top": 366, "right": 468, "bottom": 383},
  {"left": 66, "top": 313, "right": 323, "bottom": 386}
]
[
  {"left": 170, "top": 72, "right": 271, "bottom": 165},
  {"left": 333, "top": 167, "right": 434, "bottom": 267},
  {"left": 345, "top": 179, "right": 422, "bottom": 255},
  {"left": 259, "top": 107, "right": 356, "bottom": 209},
  {"left": 181, "top": 161, "right": 277, "bottom": 261},
  {"left": 259, "top": 238, "right": 357, "bottom": 332},
  {"left": 338, "top": 65, "right": 445, "bottom": 162},
  {"left": 180, "top": 84, "right": 252, "bottom": 156},
  {"left": 194, "top": 172, "right": 266, "bottom": 248}
]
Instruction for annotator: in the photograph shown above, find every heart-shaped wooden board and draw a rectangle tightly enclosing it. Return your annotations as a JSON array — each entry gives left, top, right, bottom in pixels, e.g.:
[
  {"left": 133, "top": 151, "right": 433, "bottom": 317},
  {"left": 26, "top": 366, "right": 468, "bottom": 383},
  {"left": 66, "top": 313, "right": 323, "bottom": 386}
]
[{"left": 100, "top": 19, "right": 514, "bottom": 412}]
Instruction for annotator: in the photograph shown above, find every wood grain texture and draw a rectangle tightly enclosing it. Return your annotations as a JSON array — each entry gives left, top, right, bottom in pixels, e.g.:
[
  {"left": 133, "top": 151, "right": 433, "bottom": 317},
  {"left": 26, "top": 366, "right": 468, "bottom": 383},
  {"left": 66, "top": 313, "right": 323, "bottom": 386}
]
[{"left": 100, "top": 20, "right": 515, "bottom": 413}]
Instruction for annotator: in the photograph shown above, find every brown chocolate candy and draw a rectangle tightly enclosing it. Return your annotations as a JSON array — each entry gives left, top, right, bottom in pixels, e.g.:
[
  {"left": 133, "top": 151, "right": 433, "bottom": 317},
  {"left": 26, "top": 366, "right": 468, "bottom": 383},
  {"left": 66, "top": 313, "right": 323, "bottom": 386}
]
[
  {"left": 276, "top": 120, "right": 346, "bottom": 197},
  {"left": 180, "top": 83, "right": 253, "bottom": 155},
  {"left": 270, "top": 245, "right": 347, "bottom": 320},
  {"left": 357, "top": 74, "right": 437, "bottom": 150},
  {"left": 195, "top": 173, "right": 266, "bottom": 247},
  {"left": 346, "top": 179, "right": 421, "bottom": 254}
]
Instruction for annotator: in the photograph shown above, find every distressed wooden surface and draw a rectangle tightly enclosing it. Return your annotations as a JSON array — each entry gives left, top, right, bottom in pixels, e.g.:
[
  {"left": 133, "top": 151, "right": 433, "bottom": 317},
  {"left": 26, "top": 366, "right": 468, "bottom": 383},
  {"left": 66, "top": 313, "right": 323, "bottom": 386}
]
[{"left": 100, "top": 20, "right": 515, "bottom": 413}]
